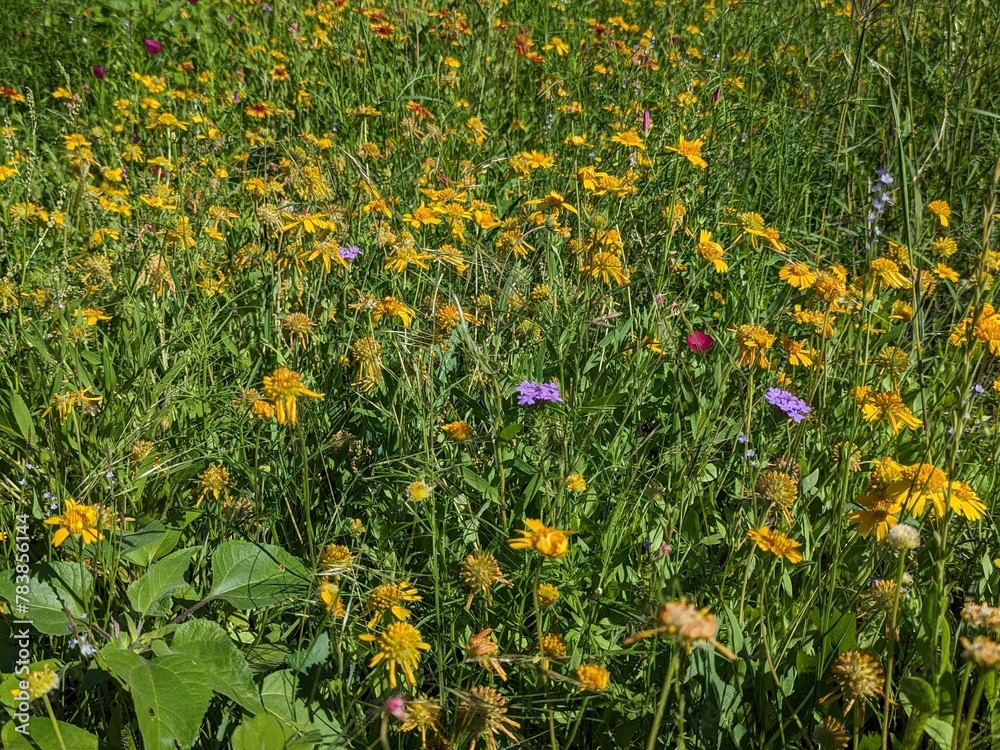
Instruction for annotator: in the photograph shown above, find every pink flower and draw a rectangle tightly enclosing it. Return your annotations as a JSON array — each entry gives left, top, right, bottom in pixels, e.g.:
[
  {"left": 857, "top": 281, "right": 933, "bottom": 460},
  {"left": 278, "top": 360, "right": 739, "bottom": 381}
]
[
  {"left": 92, "top": 65, "right": 106, "bottom": 80},
  {"left": 144, "top": 39, "right": 163, "bottom": 55},
  {"left": 383, "top": 695, "right": 408, "bottom": 722},
  {"left": 686, "top": 331, "right": 714, "bottom": 354},
  {"left": 641, "top": 109, "right": 652, "bottom": 135}
]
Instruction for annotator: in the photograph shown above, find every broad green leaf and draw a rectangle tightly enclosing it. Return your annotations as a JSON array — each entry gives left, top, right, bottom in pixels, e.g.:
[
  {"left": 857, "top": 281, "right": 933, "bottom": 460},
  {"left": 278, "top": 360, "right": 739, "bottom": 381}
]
[
  {"left": 127, "top": 547, "right": 199, "bottom": 617},
  {"left": 120, "top": 522, "right": 182, "bottom": 567},
  {"left": 102, "top": 648, "right": 212, "bottom": 750},
  {"left": 171, "top": 619, "right": 263, "bottom": 712},
  {"left": 259, "top": 670, "right": 346, "bottom": 747},
  {"left": 208, "top": 541, "right": 310, "bottom": 610},
  {"left": 2, "top": 718, "right": 99, "bottom": 750},
  {"left": 923, "top": 716, "right": 953, "bottom": 749},
  {"left": 899, "top": 676, "right": 938, "bottom": 716},
  {"left": 285, "top": 632, "right": 330, "bottom": 674},
  {"left": 230, "top": 713, "right": 318, "bottom": 750},
  {"left": 0, "top": 563, "right": 94, "bottom": 636}
]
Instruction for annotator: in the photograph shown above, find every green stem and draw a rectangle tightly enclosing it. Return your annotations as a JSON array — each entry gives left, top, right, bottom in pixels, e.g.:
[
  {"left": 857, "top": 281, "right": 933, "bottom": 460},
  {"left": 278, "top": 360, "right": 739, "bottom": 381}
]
[
  {"left": 881, "top": 550, "right": 908, "bottom": 750},
  {"left": 951, "top": 662, "right": 972, "bottom": 750},
  {"left": 565, "top": 695, "right": 591, "bottom": 749},
  {"left": 646, "top": 649, "right": 680, "bottom": 750},
  {"left": 43, "top": 695, "right": 67, "bottom": 750},
  {"left": 958, "top": 675, "right": 986, "bottom": 750}
]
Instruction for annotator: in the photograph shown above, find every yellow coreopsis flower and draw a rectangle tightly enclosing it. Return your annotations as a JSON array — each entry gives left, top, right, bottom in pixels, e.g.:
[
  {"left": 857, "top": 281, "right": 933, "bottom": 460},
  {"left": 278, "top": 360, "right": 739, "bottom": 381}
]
[
  {"left": 402, "top": 202, "right": 443, "bottom": 229},
  {"left": 858, "top": 390, "right": 922, "bottom": 434},
  {"left": 262, "top": 367, "right": 324, "bottom": 425},
  {"left": 44, "top": 498, "right": 104, "bottom": 547},
  {"left": 695, "top": 229, "right": 727, "bottom": 272},
  {"left": 358, "top": 622, "right": 431, "bottom": 688},
  {"left": 747, "top": 526, "right": 803, "bottom": 563},
  {"left": 508, "top": 519, "right": 571, "bottom": 558},
  {"left": 666, "top": 135, "right": 707, "bottom": 169},
  {"left": 927, "top": 200, "right": 951, "bottom": 227},
  {"left": 779, "top": 262, "right": 816, "bottom": 290}
]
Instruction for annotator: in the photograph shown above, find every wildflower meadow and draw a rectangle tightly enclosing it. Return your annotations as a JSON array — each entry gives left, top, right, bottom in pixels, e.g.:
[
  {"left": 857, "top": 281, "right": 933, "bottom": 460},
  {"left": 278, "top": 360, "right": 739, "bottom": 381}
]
[{"left": 3, "top": 0, "right": 1000, "bottom": 747}]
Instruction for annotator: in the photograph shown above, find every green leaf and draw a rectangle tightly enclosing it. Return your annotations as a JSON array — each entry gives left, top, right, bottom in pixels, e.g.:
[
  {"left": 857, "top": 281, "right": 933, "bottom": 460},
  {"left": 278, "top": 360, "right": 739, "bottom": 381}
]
[
  {"left": 899, "top": 676, "right": 938, "bottom": 716},
  {"left": 285, "top": 633, "right": 330, "bottom": 674},
  {"left": 0, "top": 563, "right": 95, "bottom": 636},
  {"left": 2, "top": 718, "right": 99, "bottom": 750},
  {"left": 497, "top": 423, "right": 522, "bottom": 441},
  {"left": 208, "top": 541, "right": 310, "bottom": 610},
  {"left": 120, "top": 522, "right": 182, "bottom": 567},
  {"left": 127, "top": 547, "right": 199, "bottom": 618},
  {"left": 171, "top": 619, "right": 263, "bottom": 712},
  {"left": 230, "top": 713, "right": 319, "bottom": 750},
  {"left": 259, "top": 670, "right": 346, "bottom": 747},
  {"left": 800, "top": 468, "right": 820, "bottom": 494},
  {"left": 10, "top": 392, "right": 34, "bottom": 442},
  {"left": 102, "top": 648, "right": 213, "bottom": 750},
  {"left": 923, "top": 716, "right": 953, "bottom": 749}
]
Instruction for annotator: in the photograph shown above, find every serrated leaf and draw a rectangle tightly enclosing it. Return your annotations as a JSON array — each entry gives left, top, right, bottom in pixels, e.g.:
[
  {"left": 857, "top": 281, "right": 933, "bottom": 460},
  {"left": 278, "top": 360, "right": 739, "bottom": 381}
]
[
  {"left": 102, "top": 649, "right": 212, "bottom": 750},
  {"left": 208, "top": 541, "right": 310, "bottom": 610},
  {"left": 127, "top": 547, "right": 199, "bottom": 617},
  {"left": 171, "top": 619, "right": 263, "bottom": 713}
]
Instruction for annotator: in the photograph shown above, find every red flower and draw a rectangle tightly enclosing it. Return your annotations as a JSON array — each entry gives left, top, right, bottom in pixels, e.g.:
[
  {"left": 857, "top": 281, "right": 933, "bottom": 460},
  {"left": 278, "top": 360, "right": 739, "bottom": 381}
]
[
  {"left": 144, "top": 39, "right": 163, "bottom": 55},
  {"left": 686, "top": 331, "right": 714, "bottom": 353}
]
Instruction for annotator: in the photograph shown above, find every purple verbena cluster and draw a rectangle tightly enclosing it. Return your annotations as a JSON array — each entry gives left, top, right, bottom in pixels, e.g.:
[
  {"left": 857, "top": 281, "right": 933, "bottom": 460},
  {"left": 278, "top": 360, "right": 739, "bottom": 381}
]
[
  {"left": 516, "top": 380, "right": 563, "bottom": 406},
  {"left": 764, "top": 387, "right": 811, "bottom": 424},
  {"left": 339, "top": 244, "right": 362, "bottom": 261}
]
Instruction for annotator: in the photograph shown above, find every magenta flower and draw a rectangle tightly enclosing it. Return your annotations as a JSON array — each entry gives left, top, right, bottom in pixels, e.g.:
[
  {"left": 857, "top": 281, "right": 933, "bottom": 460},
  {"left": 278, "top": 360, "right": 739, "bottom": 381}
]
[
  {"left": 92, "top": 65, "right": 106, "bottom": 80},
  {"left": 383, "top": 695, "right": 408, "bottom": 722},
  {"left": 686, "top": 331, "right": 714, "bottom": 354},
  {"left": 144, "top": 39, "right": 163, "bottom": 55}
]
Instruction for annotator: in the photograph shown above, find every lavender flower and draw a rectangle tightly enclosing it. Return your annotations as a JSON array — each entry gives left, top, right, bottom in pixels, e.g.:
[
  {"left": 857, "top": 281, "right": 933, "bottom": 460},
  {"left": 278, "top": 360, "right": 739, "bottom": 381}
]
[
  {"left": 516, "top": 380, "right": 563, "bottom": 406},
  {"left": 765, "top": 387, "right": 812, "bottom": 424},
  {"left": 339, "top": 245, "right": 362, "bottom": 261}
]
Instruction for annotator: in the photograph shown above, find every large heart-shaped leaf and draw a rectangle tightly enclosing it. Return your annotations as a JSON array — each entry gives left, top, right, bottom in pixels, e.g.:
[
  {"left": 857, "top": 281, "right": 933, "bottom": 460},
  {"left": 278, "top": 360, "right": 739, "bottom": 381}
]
[
  {"left": 2, "top": 718, "right": 99, "bottom": 750},
  {"left": 208, "top": 541, "right": 310, "bottom": 610},
  {"left": 0, "top": 563, "right": 94, "bottom": 636},
  {"left": 171, "top": 619, "right": 263, "bottom": 712},
  {"left": 102, "top": 648, "right": 212, "bottom": 750},
  {"left": 127, "top": 546, "right": 199, "bottom": 617}
]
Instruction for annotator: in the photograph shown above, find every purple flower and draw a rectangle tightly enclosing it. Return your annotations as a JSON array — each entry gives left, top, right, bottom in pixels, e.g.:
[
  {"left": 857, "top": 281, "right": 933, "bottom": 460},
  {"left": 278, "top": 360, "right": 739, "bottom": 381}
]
[
  {"left": 516, "top": 380, "right": 563, "bottom": 406},
  {"left": 144, "top": 39, "right": 163, "bottom": 55},
  {"left": 764, "top": 387, "right": 812, "bottom": 424},
  {"left": 339, "top": 245, "right": 361, "bottom": 261},
  {"left": 92, "top": 65, "right": 106, "bottom": 80}
]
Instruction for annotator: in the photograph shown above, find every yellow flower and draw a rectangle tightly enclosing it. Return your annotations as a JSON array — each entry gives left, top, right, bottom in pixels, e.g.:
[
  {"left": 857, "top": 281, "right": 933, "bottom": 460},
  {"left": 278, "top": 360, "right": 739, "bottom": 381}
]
[
  {"left": 611, "top": 129, "right": 645, "bottom": 151},
  {"left": 537, "top": 583, "right": 560, "bottom": 605},
  {"left": 927, "top": 200, "right": 951, "bottom": 227},
  {"left": 358, "top": 622, "right": 431, "bottom": 688},
  {"left": 10, "top": 665, "right": 60, "bottom": 700},
  {"left": 406, "top": 480, "right": 432, "bottom": 501},
  {"left": 262, "top": 367, "right": 324, "bottom": 425},
  {"left": 318, "top": 580, "right": 346, "bottom": 618},
  {"left": 848, "top": 495, "right": 901, "bottom": 540},
  {"left": 747, "top": 526, "right": 803, "bottom": 564},
  {"left": 402, "top": 202, "right": 443, "bottom": 229},
  {"left": 735, "top": 325, "right": 776, "bottom": 369},
  {"left": 508, "top": 519, "right": 571, "bottom": 558},
  {"left": 781, "top": 336, "right": 815, "bottom": 367},
  {"left": 81, "top": 308, "right": 111, "bottom": 326},
  {"left": 385, "top": 246, "right": 434, "bottom": 273},
  {"left": 63, "top": 133, "right": 91, "bottom": 151},
  {"left": 858, "top": 391, "right": 922, "bottom": 434},
  {"left": 576, "top": 664, "right": 610, "bottom": 691},
  {"left": 565, "top": 473, "right": 587, "bottom": 493},
  {"left": 442, "top": 420, "right": 474, "bottom": 441},
  {"left": 580, "top": 251, "right": 630, "bottom": 285},
  {"left": 870, "top": 258, "right": 911, "bottom": 289},
  {"left": 934, "top": 262, "right": 959, "bottom": 282},
  {"left": 544, "top": 36, "right": 570, "bottom": 55},
  {"left": 197, "top": 464, "right": 231, "bottom": 506},
  {"left": 44, "top": 498, "right": 104, "bottom": 547},
  {"left": 365, "top": 582, "right": 421, "bottom": 627},
  {"left": 666, "top": 135, "right": 707, "bottom": 169},
  {"left": 779, "top": 262, "right": 816, "bottom": 290},
  {"left": 43, "top": 388, "right": 103, "bottom": 423},
  {"left": 695, "top": 229, "right": 728, "bottom": 272},
  {"left": 372, "top": 296, "right": 416, "bottom": 327}
]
